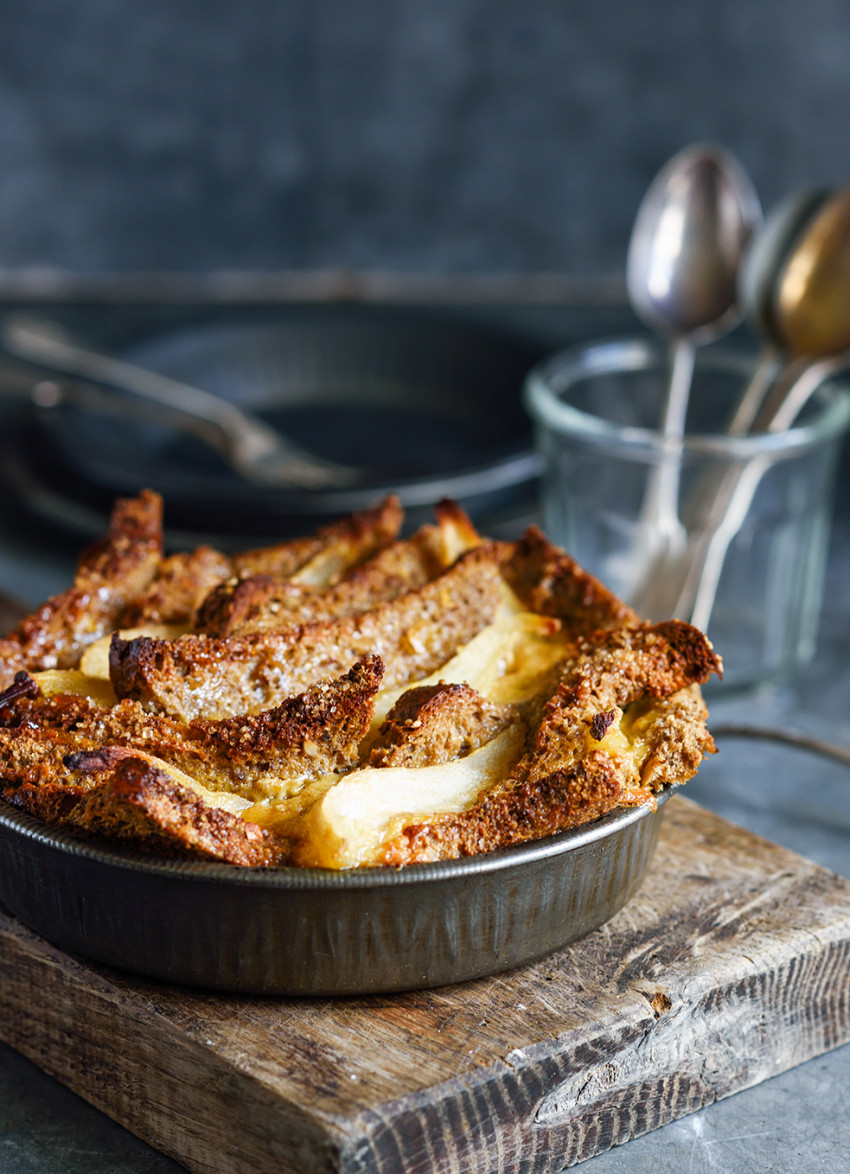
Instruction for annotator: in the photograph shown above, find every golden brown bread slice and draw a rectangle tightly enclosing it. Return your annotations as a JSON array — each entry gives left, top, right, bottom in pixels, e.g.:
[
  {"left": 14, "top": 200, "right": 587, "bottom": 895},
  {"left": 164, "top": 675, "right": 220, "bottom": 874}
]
[
  {"left": 181, "top": 656, "right": 382, "bottom": 798},
  {"left": 120, "top": 545, "right": 232, "bottom": 627},
  {"left": 501, "top": 525, "right": 638, "bottom": 636},
  {"left": 110, "top": 544, "right": 506, "bottom": 721},
  {"left": 0, "top": 724, "right": 103, "bottom": 790},
  {"left": 619, "top": 685, "right": 715, "bottom": 792},
  {"left": 229, "top": 495, "right": 403, "bottom": 584},
  {"left": 1, "top": 659, "right": 383, "bottom": 802},
  {"left": 3, "top": 780, "right": 91, "bottom": 825},
  {"left": 195, "top": 500, "right": 482, "bottom": 637},
  {"left": 6, "top": 756, "right": 288, "bottom": 866},
  {"left": 291, "top": 723, "right": 528, "bottom": 869},
  {"left": 369, "top": 682, "right": 517, "bottom": 769},
  {"left": 370, "top": 620, "right": 720, "bottom": 865},
  {"left": 119, "top": 496, "right": 404, "bottom": 630},
  {"left": 0, "top": 490, "right": 163, "bottom": 688},
  {"left": 506, "top": 619, "right": 719, "bottom": 795}
]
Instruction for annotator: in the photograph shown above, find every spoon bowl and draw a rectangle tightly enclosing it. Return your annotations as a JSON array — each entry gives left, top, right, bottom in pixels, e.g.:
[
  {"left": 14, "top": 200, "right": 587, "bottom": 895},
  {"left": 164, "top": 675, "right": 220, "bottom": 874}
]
[
  {"left": 745, "top": 185, "right": 850, "bottom": 431},
  {"left": 727, "top": 188, "right": 831, "bottom": 434},
  {"left": 626, "top": 143, "right": 761, "bottom": 611},
  {"left": 627, "top": 143, "right": 761, "bottom": 342},
  {"left": 739, "top": 189, "right": 831, "bottom": 349},
  {"left": 773, "top": 184, "right": 850, "bottom": 357}
]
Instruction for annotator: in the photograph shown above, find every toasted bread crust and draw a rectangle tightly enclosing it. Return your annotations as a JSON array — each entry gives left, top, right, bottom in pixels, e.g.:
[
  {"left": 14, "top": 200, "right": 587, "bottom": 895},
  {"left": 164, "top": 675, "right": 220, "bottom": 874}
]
[
  {"left": 4, "top": 781, "right": 90, "bottom": 824},
  {"left": 513, "top": 620, "right": 718, "bottom": 790},
  {"left": 632, "top": 685, "right": 713, "bottom": 791},
  {"left": 184, "top": 657, "right": 382, "bottom": 798},
  {"left": 111, "top": 544, "right": 505, "bottom": 721},
  {"left": 370, "top": 683, "right": 517, "bottom": 769},
  {"left": 121, "top": 545, "right": 232, "bottom": 627},
  {"left": 2, "top": 659, "right": 382, "bottom": 801},
  {"left": 379, "top": 759, "right": 635, "bottom": 866},
  {"left": 230, "top": 495, "right": 403, "bottom": 583},
  {"left": 0, "top": 725, "right": 103, "bottom": 789},
  {"left": 119, "top": 497, "right": 405, "bottom": 635},
  {"left": 196, "top": 507, "right": 481, "bottom": 638},
  {"left": 376, "top": 621, "right": 719, "bottom": 864},
  {"left": 0, "top": 491, "right": 721, "bottom": 869},
  {"left": 0, "top": 490, "right": 162, "bottom": 687},
  {"left": 15, "top": 756, "right": 289, "bottom": 866},
  {"left": 502, "top": 525, "right": 638, "bottom": 635}
]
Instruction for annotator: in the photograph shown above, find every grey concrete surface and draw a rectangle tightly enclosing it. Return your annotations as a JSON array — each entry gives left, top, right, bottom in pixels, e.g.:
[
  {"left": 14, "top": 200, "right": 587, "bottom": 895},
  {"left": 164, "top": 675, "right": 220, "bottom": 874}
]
[
  {"left": 0, "top": 1042, "right": 183, "bottom": 1173},
  {"left": 2, "top": 1, "right": 850, "bottom": 276}
]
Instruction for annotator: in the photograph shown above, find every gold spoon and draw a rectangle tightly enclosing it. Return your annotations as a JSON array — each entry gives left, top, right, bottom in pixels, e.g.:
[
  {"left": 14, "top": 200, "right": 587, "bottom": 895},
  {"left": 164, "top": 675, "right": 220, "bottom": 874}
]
[
  {"left": 774, "top": 183, "right": 850, "bottom": 356},
  {"left": 750, "top": 183, "right": 850, "bottom": 429},
  {"left": 725, "top": 188, "right": 830, "bottom": 436}
]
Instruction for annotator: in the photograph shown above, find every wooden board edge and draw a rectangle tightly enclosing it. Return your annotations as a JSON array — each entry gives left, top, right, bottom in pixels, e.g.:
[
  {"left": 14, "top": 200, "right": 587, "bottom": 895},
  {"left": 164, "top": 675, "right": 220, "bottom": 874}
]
[
  {"left": 0, "top": 916, "right": 348, "bottom": 1174},
  {"left": 336, "top": 936, "right": 850, "bottom": 1171}
]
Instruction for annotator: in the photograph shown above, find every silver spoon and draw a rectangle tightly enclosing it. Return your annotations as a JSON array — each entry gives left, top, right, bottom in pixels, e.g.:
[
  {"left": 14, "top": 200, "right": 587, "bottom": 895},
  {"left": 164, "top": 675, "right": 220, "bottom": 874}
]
[
  {"left": 627, "top": 143, "right": 761, "bottom": 605},
  {"left": 1, "top": 315, "right": 360, "bottom": 490}
]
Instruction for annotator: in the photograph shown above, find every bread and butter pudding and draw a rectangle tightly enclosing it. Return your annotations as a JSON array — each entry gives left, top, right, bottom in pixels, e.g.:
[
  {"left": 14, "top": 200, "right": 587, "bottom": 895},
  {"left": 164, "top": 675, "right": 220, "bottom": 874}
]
[{"left": 0, "top": 490, "right": 720, "bottom": 869}]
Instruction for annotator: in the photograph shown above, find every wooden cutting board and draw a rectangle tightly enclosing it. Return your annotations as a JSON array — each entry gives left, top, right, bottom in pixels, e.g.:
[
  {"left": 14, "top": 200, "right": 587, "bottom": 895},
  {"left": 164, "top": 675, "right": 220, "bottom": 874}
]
[{"left": 1, "top": 795, "right": 849, "bottom": 1174}]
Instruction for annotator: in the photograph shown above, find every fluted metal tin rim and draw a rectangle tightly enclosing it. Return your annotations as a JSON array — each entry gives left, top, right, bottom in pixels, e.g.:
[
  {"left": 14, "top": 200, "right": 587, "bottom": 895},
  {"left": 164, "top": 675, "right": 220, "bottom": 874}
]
[
  {"left": 0, "top": 788, "right": 665, "bottom": 885},
  {"left": 0, "top": 787, "right": 677, "bottom": 995}
]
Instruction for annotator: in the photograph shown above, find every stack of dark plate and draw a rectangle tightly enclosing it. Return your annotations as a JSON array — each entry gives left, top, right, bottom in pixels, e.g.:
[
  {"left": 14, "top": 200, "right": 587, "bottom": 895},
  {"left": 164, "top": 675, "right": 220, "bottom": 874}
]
[{"left": 10, "top": 306, "right": 547, "bottom": 546}]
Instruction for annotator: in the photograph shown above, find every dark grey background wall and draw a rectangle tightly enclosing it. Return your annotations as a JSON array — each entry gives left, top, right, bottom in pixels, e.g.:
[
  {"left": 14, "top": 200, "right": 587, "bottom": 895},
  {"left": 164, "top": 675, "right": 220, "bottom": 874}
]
[{"left": 1, "top": 0, "right": 849, "bottom": 276}]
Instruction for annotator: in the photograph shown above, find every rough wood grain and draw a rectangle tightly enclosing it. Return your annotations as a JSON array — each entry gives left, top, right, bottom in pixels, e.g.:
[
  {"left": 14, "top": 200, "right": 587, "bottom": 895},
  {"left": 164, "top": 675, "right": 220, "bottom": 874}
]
[{"left": 0, "top": 797, "right": 848, "bottom": 1174}]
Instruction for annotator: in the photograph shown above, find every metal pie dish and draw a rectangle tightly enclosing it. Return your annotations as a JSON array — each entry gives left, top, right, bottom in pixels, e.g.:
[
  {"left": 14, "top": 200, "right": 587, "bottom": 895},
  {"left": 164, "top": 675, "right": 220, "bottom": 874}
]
[{"left": 0, "top": 786, "right": 676, "bottom": 995}]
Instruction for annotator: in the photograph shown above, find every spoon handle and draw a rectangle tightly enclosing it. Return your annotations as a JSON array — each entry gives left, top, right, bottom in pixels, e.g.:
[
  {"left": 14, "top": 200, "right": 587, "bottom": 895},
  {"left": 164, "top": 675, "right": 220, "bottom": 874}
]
[
  {"left": 661, "top": 337, "right": 696, "bottom": 439},
  {"left": 653, "top": 335, "right": 695, "bottom": 529},
  {"left": 627, "top": 338, "right": 694, "bottom": 610},
  {"left": 2, "top": 315, "right": 270, "bottom": 444},
  {"left": 674, "top": 350, "right": 849, "bottom": 630},
  {"left": 673, "top": 456, "right": 768, "bottom": 630},
  {"left": 724, "top": 345, "right": 783, "bottom": 435},
  {"left": 637, "top": 338, "right": 694, "bottom": 540},
  {"left": 674, "top": 346, "right": 782, "bottom": 536},
  {"left": 750, "top": 352, "right": 844, "bottom": 432}
]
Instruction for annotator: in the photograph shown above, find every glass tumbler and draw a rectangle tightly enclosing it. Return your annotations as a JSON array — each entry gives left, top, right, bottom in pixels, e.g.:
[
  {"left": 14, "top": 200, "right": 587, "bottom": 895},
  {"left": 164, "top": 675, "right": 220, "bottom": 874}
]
[{"left": 524, "top": 337, "right": 850, "bottom": 689}]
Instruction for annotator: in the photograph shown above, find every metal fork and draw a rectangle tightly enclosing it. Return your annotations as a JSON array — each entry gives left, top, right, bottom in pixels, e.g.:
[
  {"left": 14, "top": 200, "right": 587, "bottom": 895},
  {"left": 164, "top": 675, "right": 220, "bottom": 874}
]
[{"left": 2, "top": 315, "right": 360, "bottom": 490}]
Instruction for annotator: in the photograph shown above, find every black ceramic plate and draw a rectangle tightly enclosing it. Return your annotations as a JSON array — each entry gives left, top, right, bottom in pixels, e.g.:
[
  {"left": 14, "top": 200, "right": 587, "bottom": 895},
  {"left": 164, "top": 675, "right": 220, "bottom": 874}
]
[
  {"left": 0, "top": 788, "right": 677, "bottom": 996},
  {"left": 23, "top": 308, "right": 546, "bottom": 542}
]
